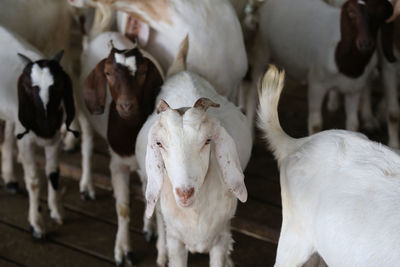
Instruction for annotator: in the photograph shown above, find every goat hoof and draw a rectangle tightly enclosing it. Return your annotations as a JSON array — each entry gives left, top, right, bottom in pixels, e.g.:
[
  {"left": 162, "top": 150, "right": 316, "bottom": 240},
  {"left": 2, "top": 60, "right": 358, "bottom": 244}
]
[
  {"left": 5, "top": 182, "right": 19, "bottom": 194},
  {"left": 144, "top": 232, "right": 156, "bottom": 242},
  {"left": 125, "top": 251, "right": 138, "bottom": 266},
  {"left": 50, "top": 214, "right": 63, "bottom": 225},
  {"left": 29, "top": 224, "right": 44, "bottom": 239},
  {"left": 80, "top": 191, "right": 95, "bottom": 201}
]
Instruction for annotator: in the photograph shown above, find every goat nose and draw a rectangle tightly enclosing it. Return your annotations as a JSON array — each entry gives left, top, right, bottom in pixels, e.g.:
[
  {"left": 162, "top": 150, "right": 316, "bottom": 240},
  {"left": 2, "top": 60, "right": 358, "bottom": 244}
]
[
  {"left": 358, "top": 39, "right": 374, "bottom": 52},
  {"left": 176, "top": 187, "right": 195, "bottom": 202},
  {"left": 119, "top": 102, "right": 133, "bottom": 112}
]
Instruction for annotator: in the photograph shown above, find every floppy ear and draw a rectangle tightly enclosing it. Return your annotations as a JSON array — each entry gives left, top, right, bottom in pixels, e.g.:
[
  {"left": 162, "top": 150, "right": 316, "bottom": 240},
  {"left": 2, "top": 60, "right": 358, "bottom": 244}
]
[
  {"left": 63, "top": 74, "right": 80, "bottom": 138},
  {"left": 83, "top": 59, "right": 107, "bottom": 114},
  {"left": 381, "top": 22, "right": 396, "bottom": 63},
  {"left": 213, "top": 121, "right": 247, "bottom": 202},
  {"left": 145, "top": 124, "right": 165, "bottom": 218},
  {"left": 141, "top": 58, "right": 163, "bottom": 115},
  {"left": 16, "top": 74, "right": 34, "bottom": 139}
]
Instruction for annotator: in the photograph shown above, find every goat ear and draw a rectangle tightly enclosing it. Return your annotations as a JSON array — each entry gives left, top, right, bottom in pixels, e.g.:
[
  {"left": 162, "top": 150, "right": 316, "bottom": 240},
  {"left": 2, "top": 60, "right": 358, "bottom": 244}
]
[
  {"left": 124, "top": 15, "right": 150, "bottom": 47},
  {"left": 145, "top": 125, "right": 165, "bottom": 218},
  {"left": 84, "top": 59, "right": 107, "bottom": 114},
  {"left": 63, "top": 74, "right": 80, "bottom": 138},
  {"left": 16, "top": 75, "right": 33, "bottom": 139},
  {"left": 381, "top": 22, "right": 396, "bottom": 63},
  {"left": 193, "top": 98, "right": 220, "bottom": 112},
  {"left": 52, "top": 50, "right": 64, "bottom": 63},
  {"left": 156, "top": 99, "right": 171, "bottom": 114},
  {"left": 213, "top": 121, "right": 247, "bottom": 202},
  {"left": 17, "top": 53, "right": 32, "bottom": 66}
]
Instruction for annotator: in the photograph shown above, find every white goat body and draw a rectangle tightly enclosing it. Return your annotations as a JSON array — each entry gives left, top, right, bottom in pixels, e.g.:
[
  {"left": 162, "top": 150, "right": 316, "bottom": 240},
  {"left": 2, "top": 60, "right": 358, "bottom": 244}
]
[
  {"left": 70, "top": 0, "right": 248, "bottom": 101},
  {"left": 260, "top": 0, "right": 377, "bottom": 134},
  {"left": 135, "top": 70, "right": 252, "bottom": 266},
  {"left": 258, "top": 66, "right": 400, "bottom": 267}
]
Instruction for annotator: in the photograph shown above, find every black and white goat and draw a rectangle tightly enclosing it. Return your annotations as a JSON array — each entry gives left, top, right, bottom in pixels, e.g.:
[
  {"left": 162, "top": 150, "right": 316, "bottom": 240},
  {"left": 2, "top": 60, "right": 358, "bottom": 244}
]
[{"left": 0, "top": 26, "right": 78, "bottom": 238}]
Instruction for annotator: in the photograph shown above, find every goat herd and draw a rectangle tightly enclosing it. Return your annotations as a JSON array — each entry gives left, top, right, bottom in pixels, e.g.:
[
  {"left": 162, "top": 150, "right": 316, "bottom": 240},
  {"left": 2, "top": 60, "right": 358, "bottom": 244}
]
[{"left": 1, "top": 0, "right": 400, "bottom": 266}]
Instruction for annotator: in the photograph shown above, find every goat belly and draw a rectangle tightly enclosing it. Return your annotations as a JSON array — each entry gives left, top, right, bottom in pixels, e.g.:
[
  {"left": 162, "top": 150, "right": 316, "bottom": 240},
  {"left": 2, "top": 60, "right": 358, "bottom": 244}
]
[{"left": 107, "top": 102, "right": 143, "bottom": 157}]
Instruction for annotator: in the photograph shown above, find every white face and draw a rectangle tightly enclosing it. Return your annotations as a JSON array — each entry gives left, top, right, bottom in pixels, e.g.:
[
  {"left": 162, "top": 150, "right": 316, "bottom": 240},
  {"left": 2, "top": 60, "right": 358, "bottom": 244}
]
[
  {"left": 152, "top": 108, "right": 214, "bottom": 207},
  {"left": 30, "top": 63, "right": 54, "bottom": 111}
]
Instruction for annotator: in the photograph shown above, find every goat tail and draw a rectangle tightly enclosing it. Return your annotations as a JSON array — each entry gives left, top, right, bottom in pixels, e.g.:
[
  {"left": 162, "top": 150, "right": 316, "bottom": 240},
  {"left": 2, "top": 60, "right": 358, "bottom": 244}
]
[{"left": 257, "top": 65, "right": 296, "bottom": 162}]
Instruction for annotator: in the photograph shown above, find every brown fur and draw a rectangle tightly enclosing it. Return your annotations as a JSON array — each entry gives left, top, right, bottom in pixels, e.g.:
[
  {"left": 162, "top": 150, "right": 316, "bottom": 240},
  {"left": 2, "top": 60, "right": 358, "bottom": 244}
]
[
  {"left": 84, "top": 59, "right": 107, "bottom": 115},
  {"left": 84, "top": 47, "right": 164, "bottom": 156},
  {"left": 335, "top": 0, "right": 394, "bottom": 78}
]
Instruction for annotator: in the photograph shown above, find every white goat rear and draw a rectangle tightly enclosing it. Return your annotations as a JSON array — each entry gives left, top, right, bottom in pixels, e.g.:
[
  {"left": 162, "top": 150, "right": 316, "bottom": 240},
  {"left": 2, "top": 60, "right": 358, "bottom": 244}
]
[{"left": 258, "top": 66, "right": 400, "bottom": 267}]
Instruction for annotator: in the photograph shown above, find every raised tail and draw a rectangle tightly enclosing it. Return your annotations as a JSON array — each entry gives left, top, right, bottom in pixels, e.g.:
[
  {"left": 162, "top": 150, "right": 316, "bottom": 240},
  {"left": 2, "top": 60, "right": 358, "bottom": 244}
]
[{"left": 257, "top": 65, "right": 296, "bottom": 162}]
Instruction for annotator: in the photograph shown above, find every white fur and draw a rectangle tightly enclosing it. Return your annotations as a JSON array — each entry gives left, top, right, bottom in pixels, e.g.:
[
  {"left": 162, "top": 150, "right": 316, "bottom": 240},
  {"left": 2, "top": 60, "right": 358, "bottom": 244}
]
[
  {"left": 135, "top": 70, "right": 252, "bottom": 266},
  {"left": 31, "top": 64, "right": 54, "bottom": 110},
  {"left": 114, "top": 53, "right": 137, "bottom": 76},
  {"left": 258, "top": 67, "right": 400, "bottom": 267},
  {"left": 0, "top": 26, "right": 64, "bottom": 237},
  {"left": 69, "top": 0, "right": 247, "bottom": 101},
  {"left": 260, "top": 0, "right": 377, "bottom": 134}
]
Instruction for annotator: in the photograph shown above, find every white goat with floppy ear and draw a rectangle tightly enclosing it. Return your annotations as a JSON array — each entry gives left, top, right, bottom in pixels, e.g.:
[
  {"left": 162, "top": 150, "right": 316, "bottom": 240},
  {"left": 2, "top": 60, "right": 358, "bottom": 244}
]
[{"left": 135, "top": 36, "right": 252, "bottom": 267}]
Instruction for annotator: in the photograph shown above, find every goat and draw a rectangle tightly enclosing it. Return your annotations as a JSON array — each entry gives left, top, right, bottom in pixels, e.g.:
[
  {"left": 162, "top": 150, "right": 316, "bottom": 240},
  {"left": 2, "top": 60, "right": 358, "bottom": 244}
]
[
  {"left": 0, "top": 0, "right": 83, "bottom": 152},
  {"left": 76, "top": 31, "right": 163, "bottom": 265},
  {"left": 374, "top": 18, "right": 400, "bottom": 148},
  {"left": 0, "top": 26, "right": 77, "bottom": 238},
  {"left": 322, "top": 0, "right": 400, "bottom": 148},
  {"left": 258, "top": 65, "right": 400, "bottom": 267},
  {"left": 260, "top": 0, "right": 394, "bottom": 134},
  {"left": 68, "top": 0, "right": 248, "bottom": 102},
  {"left": 135, "top": 36, "right": 252, "bottom": 267},
  {"left": 238, "top": 0, "right": 269, "bottom": 135}
]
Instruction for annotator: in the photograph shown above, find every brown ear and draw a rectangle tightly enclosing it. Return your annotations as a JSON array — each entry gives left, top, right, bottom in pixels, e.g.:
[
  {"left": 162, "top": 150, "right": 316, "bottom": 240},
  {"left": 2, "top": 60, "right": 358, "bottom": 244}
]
[
  {"left": 142, "top": 58, "right": 163, "bottom": 115},
  {"left": 83, "top": 59, "right": 107, "bottom": 115},
  {"left": 381, "top": 22, "right": 397, "bottom": 63}
]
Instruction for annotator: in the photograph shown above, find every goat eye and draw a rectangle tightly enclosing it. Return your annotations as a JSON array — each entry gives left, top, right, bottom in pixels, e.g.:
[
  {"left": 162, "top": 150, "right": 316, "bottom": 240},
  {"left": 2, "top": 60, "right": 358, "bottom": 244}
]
[
  {"left": 348, "top": 10, "right": 356, "bottom": 18},
  {"left": 105, "top": 71, "right": 111, "bottom": 76},
  {"left": 205, "top": 139, "right": 212, "bottom": 145},
  {"left": 156, "top": 142, "right": 163, "bottom": 148}
]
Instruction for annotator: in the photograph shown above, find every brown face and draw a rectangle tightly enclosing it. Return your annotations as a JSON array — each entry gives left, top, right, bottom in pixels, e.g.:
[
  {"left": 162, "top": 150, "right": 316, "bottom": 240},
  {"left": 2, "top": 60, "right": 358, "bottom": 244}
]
[
  {"left": 103, "top": 48, "right": 147, "bottom": 119},
  {"left": 84, "top": 46, "right": 161, "bottom": 120},
  {"left": 341, "top": 0, "right": 393, "bottom": 53}
]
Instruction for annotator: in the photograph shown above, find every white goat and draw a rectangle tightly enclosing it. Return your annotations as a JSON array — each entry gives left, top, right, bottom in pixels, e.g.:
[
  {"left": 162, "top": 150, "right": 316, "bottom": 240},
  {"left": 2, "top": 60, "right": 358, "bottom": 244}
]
[
  {"left": 0, "top": 26, "right": 78, "bottom": 238},
  {"left": 260, "top": 0, "right": 393, "bottom": 134},
  {"left": 258, "top": 66, "right": 400, "bottom": 267},
  {"left": 135, "top": 37, "right": 252, "bottom": 266},
  {"left": 77, "top": 31, "right": 164, "bottom": 265},
  {"left": 68, "top": 0, "right": 248, "bottom": 101}
]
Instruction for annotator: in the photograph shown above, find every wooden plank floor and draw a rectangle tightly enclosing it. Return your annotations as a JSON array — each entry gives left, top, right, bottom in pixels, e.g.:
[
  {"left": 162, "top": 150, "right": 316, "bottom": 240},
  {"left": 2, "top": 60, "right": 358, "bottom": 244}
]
[{"left": 0, "top": 76, "right": 390, "bottom": 267}]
